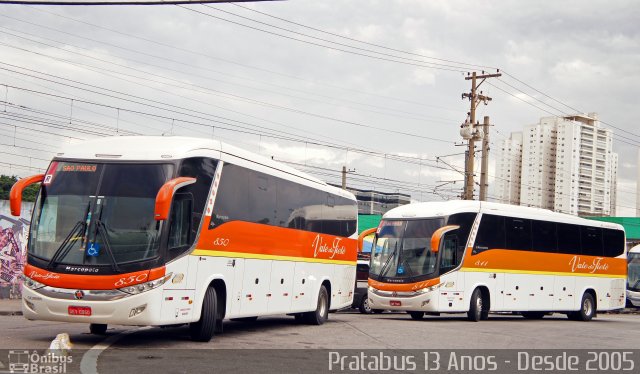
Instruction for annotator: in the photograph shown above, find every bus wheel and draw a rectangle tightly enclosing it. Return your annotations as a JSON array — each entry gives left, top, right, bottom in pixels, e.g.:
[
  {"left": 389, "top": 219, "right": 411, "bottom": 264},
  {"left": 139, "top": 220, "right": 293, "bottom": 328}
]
[
  {"left": 467, "top": 288, "right": 485, "bottom": 322},
  {"left": 359, "top": 295, "right": 373, "bottom": 314},
  {"left": 304, "top": 285, "right": 329, "bottom": 325},
  {"left": 190, "top": 287, "right": 217, "bottom": 342},
  {"left": 89, "top": 323, "right": 107, "bottom": 335},
  {"left": 569, "top": 293, "right": 595, "bottom": 322},
  {"left": 521, "top": 312, "right": 545, "bottom": 320},
  {"left": 408, "top": 311, "right": 424, "bottom": 320}
]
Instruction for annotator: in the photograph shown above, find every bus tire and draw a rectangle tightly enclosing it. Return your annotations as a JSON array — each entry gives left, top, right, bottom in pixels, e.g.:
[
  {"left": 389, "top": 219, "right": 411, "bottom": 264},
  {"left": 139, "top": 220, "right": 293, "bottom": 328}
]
[
  {"left": 304, "top": 285, "right": 329, "bottom": 325},
  {"left": 408, "top": 311, "right": 424, "bottom": 320},
  {"left": 359, "top": 295, "right": 373, "bottom": 314},
  {"left": 89, "top": 323, "right": 107, "bottom": 335},
  {"left": 190, "top": 287, "right": 217, "bottom": 342},
  {"left": 467, "top": 288, "right": 485, "bottom": 322},
  {"left": 569, "top": 292, "right": 596, "bottom": 322},
  {"left": 521, "top": 311, "right": 545, "bottom": 320}
]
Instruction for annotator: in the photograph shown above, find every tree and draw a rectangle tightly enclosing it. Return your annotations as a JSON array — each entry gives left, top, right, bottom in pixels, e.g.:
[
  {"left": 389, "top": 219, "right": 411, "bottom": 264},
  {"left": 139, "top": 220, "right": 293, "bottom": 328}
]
[{"left": 0, "top": 175, "right": 40, "bottom": 202}]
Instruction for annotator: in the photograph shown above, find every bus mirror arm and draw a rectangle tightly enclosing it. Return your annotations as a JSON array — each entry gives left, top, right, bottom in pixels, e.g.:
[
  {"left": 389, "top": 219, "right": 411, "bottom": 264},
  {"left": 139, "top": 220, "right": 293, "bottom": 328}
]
[
  {"left": 430, "top": 225, "right": 460, "bottom": 253},
  {"left": 357, "top": 228, "right": 377, "bottom": 253},
  {"left": 9, "top": 174, "right": 44, "bottom": 216},
  {"left": 154, "top": 177, "right": 197, "bottom": 221}
]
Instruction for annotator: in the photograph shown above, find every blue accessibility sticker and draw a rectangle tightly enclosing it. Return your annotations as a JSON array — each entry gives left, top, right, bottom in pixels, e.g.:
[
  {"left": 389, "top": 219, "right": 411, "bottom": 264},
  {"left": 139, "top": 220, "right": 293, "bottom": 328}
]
[
  {"left": 397, "top": 265, "right": 404, "bottom": 275},
  {"left": 87, "top": 243, "right": 100, "bottom": 257}
]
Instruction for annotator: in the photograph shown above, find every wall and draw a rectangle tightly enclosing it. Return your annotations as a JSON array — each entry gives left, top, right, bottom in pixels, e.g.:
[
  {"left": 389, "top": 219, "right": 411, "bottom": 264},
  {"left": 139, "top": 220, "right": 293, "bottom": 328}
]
[{"left": 0, "top": 200, "right": 33, "bottom": 299}]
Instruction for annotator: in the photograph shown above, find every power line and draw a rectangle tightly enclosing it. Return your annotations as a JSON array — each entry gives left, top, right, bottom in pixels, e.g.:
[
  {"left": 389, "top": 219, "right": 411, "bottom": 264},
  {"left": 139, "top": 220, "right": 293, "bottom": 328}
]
[{"left": 231, "top": 3, "right": 496, "bottom": 70}]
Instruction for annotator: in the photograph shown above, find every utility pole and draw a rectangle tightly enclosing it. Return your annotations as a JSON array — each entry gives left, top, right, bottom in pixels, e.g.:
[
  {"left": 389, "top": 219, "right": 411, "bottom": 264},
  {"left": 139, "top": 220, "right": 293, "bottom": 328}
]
[
  {"left": 479, "top": 116, "right": 490, "bottom": 201},
  {"left": 341, "top": 166, "right": 355, "bottom": 189},
  {"left": 461, "top": 70, "right": 501, "bottom": 200},
  {"left": 341, "top": 166, "right": 347, "bottom": 189}
]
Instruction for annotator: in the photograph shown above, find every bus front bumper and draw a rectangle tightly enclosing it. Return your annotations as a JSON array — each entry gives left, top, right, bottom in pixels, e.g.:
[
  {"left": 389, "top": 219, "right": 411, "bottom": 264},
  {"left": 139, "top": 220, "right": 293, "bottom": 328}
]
[
  {"left": 367, "top": 287, "right": 439, "bottom": 312},
  {"left": 21, "top": 285, "right": 166, "bottom": 326}
]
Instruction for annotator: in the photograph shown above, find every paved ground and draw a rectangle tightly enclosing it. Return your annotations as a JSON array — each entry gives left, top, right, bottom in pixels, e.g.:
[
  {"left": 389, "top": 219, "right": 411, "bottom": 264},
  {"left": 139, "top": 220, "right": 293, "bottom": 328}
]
[{"left": 1, "top": 304, "right": 639, "bottom": 373}]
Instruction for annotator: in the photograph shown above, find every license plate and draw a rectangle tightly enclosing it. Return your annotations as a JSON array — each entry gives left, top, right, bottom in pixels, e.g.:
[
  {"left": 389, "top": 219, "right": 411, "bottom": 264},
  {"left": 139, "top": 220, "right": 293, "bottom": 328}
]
[
  {"left": 68, "top": 306, "right": 92, "bottom": 316},
  {"left": 390, "top": 300, "right": 402, "bottom": 306}
]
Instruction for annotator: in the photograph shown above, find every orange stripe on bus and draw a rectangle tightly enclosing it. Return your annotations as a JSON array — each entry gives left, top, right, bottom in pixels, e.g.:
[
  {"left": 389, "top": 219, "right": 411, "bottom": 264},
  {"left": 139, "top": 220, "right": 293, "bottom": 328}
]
[
  {"left": 197, "top": 220, "right": 357, "bottom": 263},
  {"left": 24, "top": 264, "right": 166, "bottom": 290},
  {"left": 368, "top": 277, "right": 440, "bottom": 292},
  {"left": 462, "top": 249, "right": 626, "bottom": 277}
]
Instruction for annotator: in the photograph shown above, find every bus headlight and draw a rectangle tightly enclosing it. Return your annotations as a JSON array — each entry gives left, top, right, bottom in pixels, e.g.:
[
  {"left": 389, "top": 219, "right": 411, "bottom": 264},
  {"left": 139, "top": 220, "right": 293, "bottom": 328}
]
[
  {"left": 119, "top": 273, "right": 172, "bottom": 295},
  {"left": 23, "top": 275, "right": 45, "bottom": 290},
  {"left": 415, "top": 283, "right": 442, "bottom": 294}
]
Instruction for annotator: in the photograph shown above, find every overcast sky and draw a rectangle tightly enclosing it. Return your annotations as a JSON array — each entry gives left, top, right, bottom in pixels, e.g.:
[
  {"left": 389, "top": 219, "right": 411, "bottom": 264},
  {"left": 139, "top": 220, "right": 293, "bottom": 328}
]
[{"left": 0, "top": 0, "right": 638, "bottom": 215}]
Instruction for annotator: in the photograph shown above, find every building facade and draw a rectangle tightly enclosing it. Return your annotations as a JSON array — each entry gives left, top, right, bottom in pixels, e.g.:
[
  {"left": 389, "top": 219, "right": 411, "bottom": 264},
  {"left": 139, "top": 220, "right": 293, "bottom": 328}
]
[{"left": 496, "top": 113, "right": 617, "bottom": 216}]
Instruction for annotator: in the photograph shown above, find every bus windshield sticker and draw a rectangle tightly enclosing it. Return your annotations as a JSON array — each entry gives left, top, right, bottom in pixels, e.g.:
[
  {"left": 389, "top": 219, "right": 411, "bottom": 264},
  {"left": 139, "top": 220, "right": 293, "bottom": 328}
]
[
  {"left": 43, "top": 161, "right": 59, "bottom": 185},
  {"left": 86, "top": 243, "right": 101, "bottom": 257}
]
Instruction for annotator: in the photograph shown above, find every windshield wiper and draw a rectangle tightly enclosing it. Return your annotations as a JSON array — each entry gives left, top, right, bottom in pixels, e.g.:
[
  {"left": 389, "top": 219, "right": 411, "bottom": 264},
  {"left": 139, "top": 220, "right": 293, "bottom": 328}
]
[
  {"left": 95, "top": 220, "right": 121, "bottom": 272},
  {"left": 47, "top": 221, "right": 85, "bottom": 269},
  {"left": 378, "top": 242, "right": 398, "bottom": 278}
]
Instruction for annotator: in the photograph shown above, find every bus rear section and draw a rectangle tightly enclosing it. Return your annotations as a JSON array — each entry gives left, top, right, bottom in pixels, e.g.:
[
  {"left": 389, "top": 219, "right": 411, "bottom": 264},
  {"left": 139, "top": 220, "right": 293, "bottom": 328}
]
[
  {"left": 365, "top": 201, "right": 627, "bottom": 321},
  {"left": 13, "top": 136, "right": 359, "bottom": 342}
]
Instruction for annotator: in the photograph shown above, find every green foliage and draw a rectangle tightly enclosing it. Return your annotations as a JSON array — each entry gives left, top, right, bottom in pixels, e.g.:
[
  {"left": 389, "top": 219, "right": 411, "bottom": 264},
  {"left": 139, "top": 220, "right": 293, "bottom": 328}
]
[{"left": 0, "top": 175, "right": 40, "bottom": 202}]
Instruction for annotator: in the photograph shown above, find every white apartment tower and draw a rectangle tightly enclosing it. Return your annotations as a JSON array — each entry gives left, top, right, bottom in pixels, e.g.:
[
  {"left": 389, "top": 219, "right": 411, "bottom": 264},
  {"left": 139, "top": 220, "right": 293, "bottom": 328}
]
[
  {"left": 496, "top": 113, "right": 618, "bottom": 216},
  {"left": 496, "top": 132, "right": 523, "bottom": 205}
]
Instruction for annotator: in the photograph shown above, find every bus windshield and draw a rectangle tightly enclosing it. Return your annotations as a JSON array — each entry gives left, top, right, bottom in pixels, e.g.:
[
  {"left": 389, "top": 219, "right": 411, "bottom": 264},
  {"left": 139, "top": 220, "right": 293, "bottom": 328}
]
[
  {"left": 629, "top": 252, "right": 640, "bottom": 292},
  {"left": 29, "top": 161, "right": 174, "bottom": 267},
  {"left": 369, "top": 218, "right": 444, "bottom": 279}
]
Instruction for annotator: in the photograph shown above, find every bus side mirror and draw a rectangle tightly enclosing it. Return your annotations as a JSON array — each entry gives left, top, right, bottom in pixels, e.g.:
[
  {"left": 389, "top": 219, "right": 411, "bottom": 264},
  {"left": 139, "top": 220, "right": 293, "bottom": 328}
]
[
  {"left": 154, "top": 177, "right": 196, "bottom": 221},
  {"left": 9, "top": 174, "right": 44, "bottom": 216},
  {"left": 357, "top": 228, "right": 377, "bottom": 253},
  {"left": 430, "top": 225, "right": 460, "bottom": 253}
]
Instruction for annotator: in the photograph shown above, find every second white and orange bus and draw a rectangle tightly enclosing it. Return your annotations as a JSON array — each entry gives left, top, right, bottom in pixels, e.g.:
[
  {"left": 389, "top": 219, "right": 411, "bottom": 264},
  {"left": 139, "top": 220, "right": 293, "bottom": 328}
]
[
  {"left": 362, "top": 201, "right": 626, "bottom": 321},
  {"left": 11, "top": 136, "right": 358, "bottom": 341}
]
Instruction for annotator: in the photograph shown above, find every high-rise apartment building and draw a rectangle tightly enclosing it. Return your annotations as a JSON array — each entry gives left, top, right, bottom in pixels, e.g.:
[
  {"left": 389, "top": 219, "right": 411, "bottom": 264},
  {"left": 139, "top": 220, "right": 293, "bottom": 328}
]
[{"left": 496, "top": 113, "right": 617, "bottom": 216}]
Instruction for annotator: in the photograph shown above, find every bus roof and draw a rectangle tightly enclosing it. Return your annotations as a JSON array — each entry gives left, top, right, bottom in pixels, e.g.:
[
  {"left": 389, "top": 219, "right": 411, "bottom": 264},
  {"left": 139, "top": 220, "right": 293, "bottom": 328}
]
[
  {"left": 54, "top": 136, "right": 354, "bottom": 200},
  {"left": 630, "top": 244, "right": 640, "bottom": 254},
  {"left": 383, "top": 200, "right": 624, "bottom": 231}
]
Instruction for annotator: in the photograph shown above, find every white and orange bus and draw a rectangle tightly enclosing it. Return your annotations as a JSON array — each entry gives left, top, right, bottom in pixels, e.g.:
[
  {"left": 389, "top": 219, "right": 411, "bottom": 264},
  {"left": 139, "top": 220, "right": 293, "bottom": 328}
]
[
  {"left": 361, "top": 201, "right": 626, "bottom": 321},
  {"left": 11, "top": 136, "right": 358, "bottom": 341}
]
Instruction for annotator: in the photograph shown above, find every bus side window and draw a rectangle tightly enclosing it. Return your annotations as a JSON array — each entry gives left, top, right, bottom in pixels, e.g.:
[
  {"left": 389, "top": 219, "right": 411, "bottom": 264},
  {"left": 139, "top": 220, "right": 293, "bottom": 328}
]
[
  {"left": 440, "top": 233, "right": 457, "bottom": 274},
  {"left": 505, "top": 217, "right": 532, "bottom": 251},
  {"left": 603, "top": 229, "right": 624, "bottom": 257},
  {"left": 473, "top": 214, "right": 505, "bottom": 254},
  {"left": 168, "top": 193, "right": 193, "bottom": 256},
  {"left": 557, "top": 223, "right": 580, "bottom": 255},
  {"left": 531, "top": 220, "right": 557, "bottom": 253},
  {"left": 581, "top": 227, "right": 604, "bottom": 256}
]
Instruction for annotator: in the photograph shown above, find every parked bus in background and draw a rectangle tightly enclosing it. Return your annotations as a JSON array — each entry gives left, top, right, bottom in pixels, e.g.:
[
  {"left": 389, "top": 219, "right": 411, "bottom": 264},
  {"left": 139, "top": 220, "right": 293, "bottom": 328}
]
[
  {"left": 362, "top": 201, "right": 626, "bottom": 322},
  {"left": 627, "top": 244, "right": 640, "bottom": 307},
  {"left": 11, "top": 136, "right": 359, "bottom": 342}
]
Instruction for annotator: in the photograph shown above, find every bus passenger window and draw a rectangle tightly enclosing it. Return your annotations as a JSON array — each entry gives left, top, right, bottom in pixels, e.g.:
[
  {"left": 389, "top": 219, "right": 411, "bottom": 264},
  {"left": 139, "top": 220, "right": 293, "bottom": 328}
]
[
  {"left": 532, "top": 220, "right": 557, "bottom": 253},
  {"left": 557, "top": 223, "right": 580, "bottom": 255},
  {"left": 581, "top": 227, "right": 603, "bottom": 256},
  {"left": 505, "top": 217, "right": 532, "bottom": 251},
  {"left": 603, "top": 229, "right": 625, "bottom": 257},
  {"left": 473, "top": 214, "right": 505, "bottom": 254}
]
